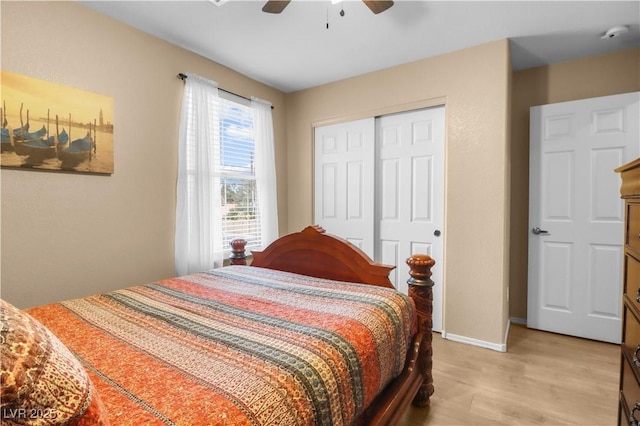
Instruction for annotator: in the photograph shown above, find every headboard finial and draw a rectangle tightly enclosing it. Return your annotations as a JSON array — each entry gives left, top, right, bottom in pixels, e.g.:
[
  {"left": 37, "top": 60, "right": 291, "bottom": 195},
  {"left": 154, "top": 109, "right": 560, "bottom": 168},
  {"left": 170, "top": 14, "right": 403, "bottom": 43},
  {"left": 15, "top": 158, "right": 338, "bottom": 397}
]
[
  {"left": 406, "top": 254, "right": 435, "bottom": 287},
  {"left": 229, "top": 238, "right": 248, "bottom": 265}
]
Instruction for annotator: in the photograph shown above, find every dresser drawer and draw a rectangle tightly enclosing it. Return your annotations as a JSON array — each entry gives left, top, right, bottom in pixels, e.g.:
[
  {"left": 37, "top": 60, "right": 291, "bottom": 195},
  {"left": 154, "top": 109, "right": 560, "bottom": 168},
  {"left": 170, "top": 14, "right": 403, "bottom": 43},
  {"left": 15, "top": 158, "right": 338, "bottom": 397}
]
[
  {"left": 625, "top": 306, "right": 640, "bottom": 364},
  {"left": 622, "top": 395, "right": 631, "bottom": 426},
  {"left": 628, "top": 204, "right": 640, "bottom": 254},
  {"left": 626, "top": 255, "right": 640, "bottom": 309},
  {"left": 622, "top": 359, "right": 640, "bottom": 426}
]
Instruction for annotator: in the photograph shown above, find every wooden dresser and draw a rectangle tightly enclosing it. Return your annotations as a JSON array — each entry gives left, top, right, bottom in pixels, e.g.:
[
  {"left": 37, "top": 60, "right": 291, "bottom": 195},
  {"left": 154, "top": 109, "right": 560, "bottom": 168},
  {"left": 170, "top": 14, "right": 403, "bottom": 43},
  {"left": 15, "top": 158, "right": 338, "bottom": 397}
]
[{"left": 617, "top": 157, "right": 640, "bottom": 426}]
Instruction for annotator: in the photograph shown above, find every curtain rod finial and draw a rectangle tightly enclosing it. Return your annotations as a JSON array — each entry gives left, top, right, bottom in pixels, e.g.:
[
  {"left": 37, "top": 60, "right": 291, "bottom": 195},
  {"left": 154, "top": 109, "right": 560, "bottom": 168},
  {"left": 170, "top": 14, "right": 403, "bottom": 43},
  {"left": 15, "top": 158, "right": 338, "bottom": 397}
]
[{"left": 178, "top": 73, "right": 187, "bottom": 80}]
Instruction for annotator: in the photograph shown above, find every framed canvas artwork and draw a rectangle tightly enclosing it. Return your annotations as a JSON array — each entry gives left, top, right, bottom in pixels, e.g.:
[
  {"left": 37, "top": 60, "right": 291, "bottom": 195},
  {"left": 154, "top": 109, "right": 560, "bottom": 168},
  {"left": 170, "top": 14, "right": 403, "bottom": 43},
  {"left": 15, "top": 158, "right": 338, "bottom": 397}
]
[{"left": 1, "top": 71, "right": 114, "bottom": 174}]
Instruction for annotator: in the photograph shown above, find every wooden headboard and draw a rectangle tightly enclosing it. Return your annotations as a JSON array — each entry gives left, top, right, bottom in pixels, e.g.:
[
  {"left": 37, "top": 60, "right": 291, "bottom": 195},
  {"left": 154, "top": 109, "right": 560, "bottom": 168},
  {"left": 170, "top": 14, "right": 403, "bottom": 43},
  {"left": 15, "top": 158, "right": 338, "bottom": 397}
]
[{"left": 247, "top": 225, "right": 396, "bottom": 288}]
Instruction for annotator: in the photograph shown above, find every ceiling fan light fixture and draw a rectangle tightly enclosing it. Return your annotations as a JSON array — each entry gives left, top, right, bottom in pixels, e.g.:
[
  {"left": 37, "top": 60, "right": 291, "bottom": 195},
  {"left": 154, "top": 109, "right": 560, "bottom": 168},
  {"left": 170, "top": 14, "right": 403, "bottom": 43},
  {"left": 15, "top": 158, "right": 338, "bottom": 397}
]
[{"left": 208, "top": 0, "right": 230, "bottom": 6}]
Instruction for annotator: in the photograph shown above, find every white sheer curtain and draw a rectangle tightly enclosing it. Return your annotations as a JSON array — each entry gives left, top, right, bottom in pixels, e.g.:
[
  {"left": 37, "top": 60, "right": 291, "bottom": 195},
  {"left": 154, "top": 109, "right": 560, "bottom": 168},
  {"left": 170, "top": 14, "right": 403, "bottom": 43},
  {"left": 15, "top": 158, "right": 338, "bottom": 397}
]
[
  {"left": 251, "top": 97, "right": 279, "bottom": 247},
  {"left": 175, "top": 73, "right": 223, "bottom": 276}
]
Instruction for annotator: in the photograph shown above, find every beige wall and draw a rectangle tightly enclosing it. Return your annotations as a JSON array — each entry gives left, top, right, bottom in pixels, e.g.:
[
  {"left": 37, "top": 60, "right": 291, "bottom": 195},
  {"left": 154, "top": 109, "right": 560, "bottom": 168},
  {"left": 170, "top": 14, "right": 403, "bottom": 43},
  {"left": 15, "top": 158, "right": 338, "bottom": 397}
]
[
  {"left": 509, "top": 48, "right": 640, "bottom": 321},
  {"left": 285, "top": 40, "right": 512, "bottom": 346},
  {"left": 0, "top": 1, "right": 288, "bottom": 308}
]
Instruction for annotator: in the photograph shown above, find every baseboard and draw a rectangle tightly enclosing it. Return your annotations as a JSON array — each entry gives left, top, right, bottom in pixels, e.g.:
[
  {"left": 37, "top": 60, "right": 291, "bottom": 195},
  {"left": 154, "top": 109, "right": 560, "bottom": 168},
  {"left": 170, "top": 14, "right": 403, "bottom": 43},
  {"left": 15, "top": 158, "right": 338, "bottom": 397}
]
[
  {"left": 504, "top": 318, "right": 511, "bottom": 350},
  {"left": 441, "top": 331, "right": 507, "bottom": 353},
  {"left": 510, "top": 317, "right": 527, "bottom": 326},
  {"left": 439, "top": 317, "right": 525, "bottom": 352}
]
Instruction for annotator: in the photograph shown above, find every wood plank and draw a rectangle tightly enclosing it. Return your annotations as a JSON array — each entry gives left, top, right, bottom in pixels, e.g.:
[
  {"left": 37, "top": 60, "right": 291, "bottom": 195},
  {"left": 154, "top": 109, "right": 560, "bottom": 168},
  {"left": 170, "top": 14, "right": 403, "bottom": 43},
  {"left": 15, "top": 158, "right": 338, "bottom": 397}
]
[{"left": 399, "top": 325, "right": 619, "bottom": 425}]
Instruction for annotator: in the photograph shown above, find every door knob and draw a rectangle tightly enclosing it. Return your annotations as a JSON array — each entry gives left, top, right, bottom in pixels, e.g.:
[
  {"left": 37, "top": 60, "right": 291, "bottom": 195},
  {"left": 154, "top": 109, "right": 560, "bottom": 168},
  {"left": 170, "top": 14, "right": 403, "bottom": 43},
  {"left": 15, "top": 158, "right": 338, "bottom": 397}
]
[
  {"left": 532, "top": 227, "right": 549, "bottom": 235},
  {"left": 434, "top": 230, "right": 441, "bottom": 237}
]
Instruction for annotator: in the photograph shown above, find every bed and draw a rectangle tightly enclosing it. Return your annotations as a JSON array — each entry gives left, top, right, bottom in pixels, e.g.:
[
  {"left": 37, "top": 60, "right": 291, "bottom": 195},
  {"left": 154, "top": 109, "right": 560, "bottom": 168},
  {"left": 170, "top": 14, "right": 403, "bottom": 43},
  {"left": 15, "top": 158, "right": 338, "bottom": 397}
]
[{"left": 1, "top": 226, "right": 435, "bottom": 426}]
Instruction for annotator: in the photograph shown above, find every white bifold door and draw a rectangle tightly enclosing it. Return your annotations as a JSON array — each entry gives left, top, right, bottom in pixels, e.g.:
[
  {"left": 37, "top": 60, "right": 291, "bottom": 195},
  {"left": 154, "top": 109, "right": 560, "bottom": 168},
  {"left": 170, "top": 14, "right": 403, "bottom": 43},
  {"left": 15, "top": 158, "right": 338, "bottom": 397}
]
[
  {"left": 314, "top": 106, "right": 445, "bottom": 331},
  {"left": 528, "top": 91, "right": 639, "bottom": 343},
  {"left": 313, "top": 118, "right": 376, "bottom": 256}
]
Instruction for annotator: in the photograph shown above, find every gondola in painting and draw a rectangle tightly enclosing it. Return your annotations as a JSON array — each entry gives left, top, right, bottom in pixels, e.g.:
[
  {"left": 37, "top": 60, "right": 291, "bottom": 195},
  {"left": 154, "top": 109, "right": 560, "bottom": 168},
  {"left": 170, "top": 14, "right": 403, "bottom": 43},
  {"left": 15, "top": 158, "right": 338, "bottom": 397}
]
[{"left": 0, "top": 70, "right": 114, "bottom": 174}]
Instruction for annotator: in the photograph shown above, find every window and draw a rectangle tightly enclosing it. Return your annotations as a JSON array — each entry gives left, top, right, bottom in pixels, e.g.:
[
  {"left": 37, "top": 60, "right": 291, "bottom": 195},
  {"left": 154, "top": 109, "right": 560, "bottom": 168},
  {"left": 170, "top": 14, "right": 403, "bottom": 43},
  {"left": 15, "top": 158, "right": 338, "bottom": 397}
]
[
  {"left": 176, "top": 73, "right": 277, "bottom": 276},
  {"left": 217, "top": 93, "right": 262, "bottom": 254}
]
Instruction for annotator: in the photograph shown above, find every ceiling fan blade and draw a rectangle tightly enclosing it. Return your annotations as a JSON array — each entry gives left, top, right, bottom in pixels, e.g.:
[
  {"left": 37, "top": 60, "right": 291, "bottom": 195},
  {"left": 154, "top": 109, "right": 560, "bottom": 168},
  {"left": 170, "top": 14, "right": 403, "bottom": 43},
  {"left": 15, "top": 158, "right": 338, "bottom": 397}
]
[
  {"left": 362, "top": 0, "right": 394, "bottom": 14},
  {"left": 262, "top": 0, "right": 291, "bottom": 14}
]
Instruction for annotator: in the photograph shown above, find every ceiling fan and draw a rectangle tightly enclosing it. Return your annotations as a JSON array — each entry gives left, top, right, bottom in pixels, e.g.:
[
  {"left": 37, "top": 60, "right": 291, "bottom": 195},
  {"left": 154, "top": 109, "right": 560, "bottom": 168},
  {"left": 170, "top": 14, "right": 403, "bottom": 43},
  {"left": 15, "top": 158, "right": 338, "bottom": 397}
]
[{"left": 262, "top": 0, "right": 394, "bottom": 14}]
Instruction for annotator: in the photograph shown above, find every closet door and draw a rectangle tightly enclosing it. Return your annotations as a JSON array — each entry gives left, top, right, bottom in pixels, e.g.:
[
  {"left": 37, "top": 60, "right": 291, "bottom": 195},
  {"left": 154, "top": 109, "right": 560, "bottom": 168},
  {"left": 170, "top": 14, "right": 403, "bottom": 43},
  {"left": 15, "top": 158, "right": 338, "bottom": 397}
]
[
  {"left": 314, "top": 108, "right": 445, "bottom": 332},
  {"left": 314, "top": 118, "right": 376, "bottom": 257},
  {"left": 377, "top": 107, "right": 445, "bottom": 331}
]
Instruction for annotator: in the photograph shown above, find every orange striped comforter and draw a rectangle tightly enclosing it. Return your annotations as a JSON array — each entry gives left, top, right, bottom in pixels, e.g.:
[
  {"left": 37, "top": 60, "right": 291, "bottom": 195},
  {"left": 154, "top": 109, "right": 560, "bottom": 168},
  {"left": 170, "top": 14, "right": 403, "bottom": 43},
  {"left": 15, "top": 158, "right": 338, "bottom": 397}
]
[{"left": 27, "top": 266, "right": 414, "bottom": 426}]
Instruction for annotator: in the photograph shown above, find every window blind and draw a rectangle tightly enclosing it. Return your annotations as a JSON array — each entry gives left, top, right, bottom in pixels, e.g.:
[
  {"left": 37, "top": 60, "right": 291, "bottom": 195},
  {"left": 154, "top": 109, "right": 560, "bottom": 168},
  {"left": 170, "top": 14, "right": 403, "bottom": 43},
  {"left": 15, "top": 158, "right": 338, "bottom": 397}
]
[{"left": 217, "top": 94, "right": 262, "bottom": 254}]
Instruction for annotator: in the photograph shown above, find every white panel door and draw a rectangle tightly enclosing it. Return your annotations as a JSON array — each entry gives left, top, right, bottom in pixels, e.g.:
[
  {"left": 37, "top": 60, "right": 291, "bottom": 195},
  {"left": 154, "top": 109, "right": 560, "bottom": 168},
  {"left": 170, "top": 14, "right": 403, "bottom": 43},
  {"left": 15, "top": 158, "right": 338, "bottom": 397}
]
[
  {"left": 528, "top": 92, "right": 640, "bottom": 343},
  {"left": 314, "top": 118, "right": 375, "bottom": 256},
  {"left": 377, "top": 106, "right": 445, "bottom": 332}
]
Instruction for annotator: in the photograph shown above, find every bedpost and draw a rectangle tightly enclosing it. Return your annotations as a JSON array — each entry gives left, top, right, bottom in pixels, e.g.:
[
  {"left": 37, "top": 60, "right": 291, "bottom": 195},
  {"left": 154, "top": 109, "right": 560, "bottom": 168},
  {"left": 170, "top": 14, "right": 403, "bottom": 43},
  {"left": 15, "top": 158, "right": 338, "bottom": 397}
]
[
  {"left": 229, "top": 238, "right": 248, "bottom": 265},
  {"left": 406, "top": 254, "right": 435, "bottom": 407}
]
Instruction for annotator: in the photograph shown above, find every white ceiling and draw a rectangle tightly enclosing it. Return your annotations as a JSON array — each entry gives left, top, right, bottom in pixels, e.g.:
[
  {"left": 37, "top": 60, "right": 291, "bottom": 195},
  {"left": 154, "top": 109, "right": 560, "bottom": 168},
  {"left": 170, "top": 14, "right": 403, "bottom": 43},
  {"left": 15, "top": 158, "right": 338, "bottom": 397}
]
[{"left": 79, "top": 0, "right": 640, "bottom": 93}]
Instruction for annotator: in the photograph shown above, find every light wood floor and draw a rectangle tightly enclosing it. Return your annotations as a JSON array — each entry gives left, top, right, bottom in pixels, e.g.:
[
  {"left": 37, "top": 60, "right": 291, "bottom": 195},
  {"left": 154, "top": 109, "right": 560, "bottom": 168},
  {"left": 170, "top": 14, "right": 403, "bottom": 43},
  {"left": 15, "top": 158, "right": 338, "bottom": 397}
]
[{"left": 397, "top": 324, "right": 620, "bottom": 425}]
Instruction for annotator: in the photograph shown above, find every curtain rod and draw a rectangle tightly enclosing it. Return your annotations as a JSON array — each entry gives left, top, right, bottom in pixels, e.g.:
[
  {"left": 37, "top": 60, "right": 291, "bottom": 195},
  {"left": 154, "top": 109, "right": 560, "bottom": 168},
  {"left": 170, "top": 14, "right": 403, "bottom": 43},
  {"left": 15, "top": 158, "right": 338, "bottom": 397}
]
[{"left": 177, "top": 73, "right": 274, "bottom": 110}]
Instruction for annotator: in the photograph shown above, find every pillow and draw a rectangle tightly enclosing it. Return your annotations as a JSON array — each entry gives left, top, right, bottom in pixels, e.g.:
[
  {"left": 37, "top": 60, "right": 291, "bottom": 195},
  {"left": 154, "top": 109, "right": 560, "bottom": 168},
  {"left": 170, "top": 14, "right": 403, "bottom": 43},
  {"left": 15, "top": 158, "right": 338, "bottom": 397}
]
[{"left": 0, "top": 299, "right": 109, "bottom": 425}]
